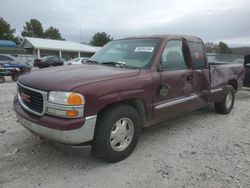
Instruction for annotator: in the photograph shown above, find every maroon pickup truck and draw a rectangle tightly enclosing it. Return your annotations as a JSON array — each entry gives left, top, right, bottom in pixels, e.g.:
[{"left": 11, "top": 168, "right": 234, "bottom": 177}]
[{"left": 14, "top": 35, "right": 245, "bottom": 162}]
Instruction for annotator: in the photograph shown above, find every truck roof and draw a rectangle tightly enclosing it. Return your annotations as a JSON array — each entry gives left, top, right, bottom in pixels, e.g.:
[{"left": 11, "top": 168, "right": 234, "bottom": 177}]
[{"left": 123, "top": 34, "right": 203, "bottom": 43}]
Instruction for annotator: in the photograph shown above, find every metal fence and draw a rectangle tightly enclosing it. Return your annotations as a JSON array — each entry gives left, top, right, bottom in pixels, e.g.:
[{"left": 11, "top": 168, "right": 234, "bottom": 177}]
[{"left": 207, "top": 53, "right": 244, "bottom": 64}]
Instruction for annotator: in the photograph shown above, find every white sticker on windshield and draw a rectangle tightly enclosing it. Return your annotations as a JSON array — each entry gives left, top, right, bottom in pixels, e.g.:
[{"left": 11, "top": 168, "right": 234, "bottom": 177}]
[{"left": 134, "top": 47, "right": 154, "bottom": 53}]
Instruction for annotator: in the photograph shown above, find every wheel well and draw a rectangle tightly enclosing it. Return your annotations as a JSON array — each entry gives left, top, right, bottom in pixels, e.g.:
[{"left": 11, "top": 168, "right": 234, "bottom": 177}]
[
  {"left": 97, "top": 99, "right": 147, "bottom": 127},
  {"left": 228, "top": 79, "right": 237, "bottom": 90}
]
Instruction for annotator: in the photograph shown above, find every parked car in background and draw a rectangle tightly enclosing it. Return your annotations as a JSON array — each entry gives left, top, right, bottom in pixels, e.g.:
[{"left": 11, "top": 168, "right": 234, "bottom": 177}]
[
  {"left": 65, "top": 57, "right": 89, "bottom": 65},
  {"left": 0, "top": 54, "right": 26, "bottom": 65},
  {"left": 34, "top": 56, "right": 65, "bottom": 68},
  {"left": 0, "top": 54, "right": 31, "bottom": 83}
]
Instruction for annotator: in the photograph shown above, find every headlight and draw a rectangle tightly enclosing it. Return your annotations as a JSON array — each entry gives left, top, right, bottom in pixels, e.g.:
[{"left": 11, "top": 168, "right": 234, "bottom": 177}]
[
  {"left": 47, "top": 91, "right": 85, "bottom": 118},
  {"left": 48, "top": 91, "right": 85, "bottom": 106}
]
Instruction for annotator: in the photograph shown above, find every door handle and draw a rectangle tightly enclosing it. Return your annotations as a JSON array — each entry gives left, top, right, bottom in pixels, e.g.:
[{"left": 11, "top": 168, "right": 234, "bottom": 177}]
[{"left": 186, "top": 75, "right": 193, "bottom": 81}]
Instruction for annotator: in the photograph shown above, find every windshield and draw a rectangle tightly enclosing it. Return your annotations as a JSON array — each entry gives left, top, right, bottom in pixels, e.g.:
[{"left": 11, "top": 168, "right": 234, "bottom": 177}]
[{"left": 90, "top": 38, "right": 160, "bottom": 69}]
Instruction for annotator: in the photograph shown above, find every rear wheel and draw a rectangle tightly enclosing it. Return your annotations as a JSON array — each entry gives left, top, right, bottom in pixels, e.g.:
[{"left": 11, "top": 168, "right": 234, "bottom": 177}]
[
  {"left": 0, "top": 76, "right": 5, "bottom": 83},
  {"left": 93, "top": 105, "right": 141, "bottom": 162},
  {"left": 214, "top": 85, "right": 235, "bottom": 114}
]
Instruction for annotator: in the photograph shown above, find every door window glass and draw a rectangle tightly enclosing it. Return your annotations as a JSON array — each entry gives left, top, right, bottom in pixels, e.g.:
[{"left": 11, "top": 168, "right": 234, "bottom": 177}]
[{"left": 161, "top": 40, "right": 186, "bottom": 70}]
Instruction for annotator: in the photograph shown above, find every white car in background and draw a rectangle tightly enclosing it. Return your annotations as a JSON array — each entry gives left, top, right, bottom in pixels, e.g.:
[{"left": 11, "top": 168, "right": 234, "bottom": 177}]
[{"left": 65, "top": 57, "right": 89, "bottom": 65}]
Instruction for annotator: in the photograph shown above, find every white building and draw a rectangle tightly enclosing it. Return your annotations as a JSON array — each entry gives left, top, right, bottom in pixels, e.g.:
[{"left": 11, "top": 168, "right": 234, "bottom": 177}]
[{"left": 21, "top": 37, "right": 101, "bottom": 60}]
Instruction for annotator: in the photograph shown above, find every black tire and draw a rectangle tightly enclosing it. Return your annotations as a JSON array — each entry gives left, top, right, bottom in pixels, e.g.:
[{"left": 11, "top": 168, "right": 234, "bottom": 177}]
[
  {"left": 214, "top": 85, "right": 235, "bottom": 114},
  {"left": 11, "top": 74, "right": 19, "bottom": 81},
  {"left": 93, "top": 105, "right": 141, "bottom": 162},
  {"left": 0, "top": 76, "right": 5, "bottom": 83}
]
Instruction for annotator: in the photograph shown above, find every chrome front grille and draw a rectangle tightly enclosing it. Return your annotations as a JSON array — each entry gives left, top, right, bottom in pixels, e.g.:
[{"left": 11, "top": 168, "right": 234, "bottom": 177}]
[{"left": 17, "top": 82, "right": 47, "bottom": 116}]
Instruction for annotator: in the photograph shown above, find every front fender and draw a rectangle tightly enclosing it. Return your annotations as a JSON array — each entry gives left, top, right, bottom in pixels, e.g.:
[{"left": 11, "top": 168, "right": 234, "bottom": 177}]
[
  {"left": 75, "top": 73, "right": 153, "bottom": 118},
  {"left": 85, "top": 88, "right": 149, "bottom": 116}
]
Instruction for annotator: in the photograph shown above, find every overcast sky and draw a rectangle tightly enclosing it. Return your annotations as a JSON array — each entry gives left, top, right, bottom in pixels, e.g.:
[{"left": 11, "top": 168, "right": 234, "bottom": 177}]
[{"left": 1, "top": 0, "right": 250, "bottom": 47}]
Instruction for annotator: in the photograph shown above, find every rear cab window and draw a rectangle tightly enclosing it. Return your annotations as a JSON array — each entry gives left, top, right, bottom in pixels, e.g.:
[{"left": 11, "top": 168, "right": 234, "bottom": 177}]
[{"left": 188, "top": 42, "right": 206, "bottom": 69}]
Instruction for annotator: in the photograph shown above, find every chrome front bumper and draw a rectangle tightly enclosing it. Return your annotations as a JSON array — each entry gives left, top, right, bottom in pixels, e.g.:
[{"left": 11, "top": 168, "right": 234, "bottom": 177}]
[{"left": 16, "top": 113, "right": 97, "bottom": 145}]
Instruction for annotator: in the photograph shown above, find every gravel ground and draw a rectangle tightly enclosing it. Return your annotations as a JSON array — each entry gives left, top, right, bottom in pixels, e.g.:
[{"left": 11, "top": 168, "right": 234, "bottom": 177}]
[{"left": 0, "top": 77, "right": 250, "bottom": 188}]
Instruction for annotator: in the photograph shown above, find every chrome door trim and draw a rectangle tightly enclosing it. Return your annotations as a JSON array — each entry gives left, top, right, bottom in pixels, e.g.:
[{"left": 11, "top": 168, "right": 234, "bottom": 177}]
[{"left": 155, "top": 95, "right": 199, "bottom": 110}]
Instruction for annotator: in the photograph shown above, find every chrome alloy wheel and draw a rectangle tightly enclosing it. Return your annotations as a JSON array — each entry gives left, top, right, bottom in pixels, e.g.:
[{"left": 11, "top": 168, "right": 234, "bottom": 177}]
[
  {"left": 226, "top": 90, "right": 233, "bottom": 109},
  {"left": 110, "top": 118, "right": 134, "bottom": 152}
]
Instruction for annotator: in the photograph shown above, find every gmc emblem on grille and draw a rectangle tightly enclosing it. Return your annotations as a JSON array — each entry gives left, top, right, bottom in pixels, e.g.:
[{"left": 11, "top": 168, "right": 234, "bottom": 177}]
[{"left": 20, "top": 92, "right": 31, "bottom": 103}]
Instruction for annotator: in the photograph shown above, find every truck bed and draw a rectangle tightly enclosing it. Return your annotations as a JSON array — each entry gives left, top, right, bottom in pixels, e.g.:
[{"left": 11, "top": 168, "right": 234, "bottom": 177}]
[{"left": 209, "top": 63, "right": 244, "bottom": 89}]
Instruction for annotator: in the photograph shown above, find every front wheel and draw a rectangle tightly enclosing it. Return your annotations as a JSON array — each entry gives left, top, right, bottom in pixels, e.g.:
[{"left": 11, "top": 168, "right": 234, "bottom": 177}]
[
  {"left": 214, "top": 85, "right": 235, "bottom": 114},
  {"left": 93, "top": 105, "right": 141, "bottom": 162}
]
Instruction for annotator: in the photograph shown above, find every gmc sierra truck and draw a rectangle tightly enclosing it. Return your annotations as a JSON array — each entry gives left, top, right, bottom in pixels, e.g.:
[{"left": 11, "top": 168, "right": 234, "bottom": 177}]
[{"left": 14, "top": 35, "right": 245, "bottom": 162}]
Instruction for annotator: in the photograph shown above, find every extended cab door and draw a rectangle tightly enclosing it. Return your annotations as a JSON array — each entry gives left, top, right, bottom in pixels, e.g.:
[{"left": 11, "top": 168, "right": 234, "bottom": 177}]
[
  {"left": 153, "top": 39, "right": 196, "bottom": 123},
  {"left": 187, "top": 41, "right": 210, "bottom": 104}
]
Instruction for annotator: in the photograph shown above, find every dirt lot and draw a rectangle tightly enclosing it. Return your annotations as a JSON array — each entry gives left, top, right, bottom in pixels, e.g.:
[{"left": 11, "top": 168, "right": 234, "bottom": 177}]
[{"left": 0, "top": 78, "right": 250, "bottom": 188}]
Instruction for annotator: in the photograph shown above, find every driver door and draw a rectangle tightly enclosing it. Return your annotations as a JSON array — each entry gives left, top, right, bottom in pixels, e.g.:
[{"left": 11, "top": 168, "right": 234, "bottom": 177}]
[{"left": 153, "top": 39, "right": 196, "bottom": 123}]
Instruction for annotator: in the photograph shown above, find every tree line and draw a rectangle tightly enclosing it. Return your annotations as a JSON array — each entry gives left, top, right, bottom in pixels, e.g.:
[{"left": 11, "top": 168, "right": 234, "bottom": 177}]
[
  {"left": 0, "top": 17, "right": 112, "bottom": 46},
  {"left": 205, "top": 42, "right": 232, "bottom": 54}
]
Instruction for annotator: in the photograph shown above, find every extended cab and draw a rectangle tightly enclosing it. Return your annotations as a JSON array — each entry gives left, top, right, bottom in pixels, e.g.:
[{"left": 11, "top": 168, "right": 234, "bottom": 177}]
[{"left": 14, "top": 35, "right": 245, "bottom": 162}]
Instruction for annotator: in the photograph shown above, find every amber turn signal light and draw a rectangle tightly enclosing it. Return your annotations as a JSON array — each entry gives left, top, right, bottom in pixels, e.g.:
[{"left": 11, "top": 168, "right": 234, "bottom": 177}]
[
  {"left": 66, "top": 110, "right": 79, "bottom": 117},
  {"left": 67, "top": 93, "right": 84, "bottom": 105}
]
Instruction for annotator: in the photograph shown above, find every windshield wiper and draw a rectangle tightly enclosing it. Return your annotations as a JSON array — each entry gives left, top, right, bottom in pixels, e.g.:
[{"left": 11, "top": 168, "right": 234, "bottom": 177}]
[{"left": 101, "top": 61, "right": 126, "bottom": 68}]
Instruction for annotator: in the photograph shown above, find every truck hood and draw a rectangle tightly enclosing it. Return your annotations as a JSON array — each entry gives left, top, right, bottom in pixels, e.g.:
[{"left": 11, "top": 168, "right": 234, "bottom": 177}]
[{"left": 19, "top": 64, "right": 140, "bottom": 91}]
